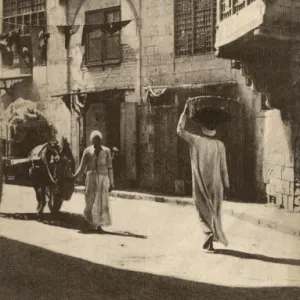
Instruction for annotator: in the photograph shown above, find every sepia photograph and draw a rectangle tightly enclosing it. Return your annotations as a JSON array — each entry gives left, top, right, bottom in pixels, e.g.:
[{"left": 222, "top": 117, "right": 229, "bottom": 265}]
[{"left": 0, "top": 0, "right": 299, "bottom": 299}]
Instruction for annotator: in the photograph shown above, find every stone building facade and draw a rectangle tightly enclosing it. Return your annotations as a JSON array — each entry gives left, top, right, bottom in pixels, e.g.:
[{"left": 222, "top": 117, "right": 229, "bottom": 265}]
[
  {"left": 138, "top": 0, "right": 263, "bottom": 201},
  {"left": 216, "top": 0, "right": 300, "bottom": 211},
  {"left": 2, "top": 0, "right": 297, "bottom": 208},
  {"left": 0, "top": 0, "right": 140, "bottom": 186}
]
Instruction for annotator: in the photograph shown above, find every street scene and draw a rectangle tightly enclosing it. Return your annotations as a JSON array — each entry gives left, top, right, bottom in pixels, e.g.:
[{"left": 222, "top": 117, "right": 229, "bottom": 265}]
[
  {"left": 1, "top": 0, "right": 300, "bottom": 299},
  {"left": 0, "top": 184, "right": 300, "bottom": 299}
]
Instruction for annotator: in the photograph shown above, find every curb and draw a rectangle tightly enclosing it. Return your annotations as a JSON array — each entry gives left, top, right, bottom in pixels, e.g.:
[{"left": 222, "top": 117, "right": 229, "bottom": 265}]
[
  {"left": 74, "top": 187, "right": 300, "bottom": 238},
  {"left": 222, "top": 208, "right": 300, "bottom": 238},
  {"left": 74, "top": 187, "right": 193, "bottom": 206}
]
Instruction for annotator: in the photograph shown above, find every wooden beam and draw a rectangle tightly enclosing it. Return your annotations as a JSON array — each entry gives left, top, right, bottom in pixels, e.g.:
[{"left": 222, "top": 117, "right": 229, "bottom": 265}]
[
  {"left": 0, "top": 74, "right": 32, "bottom": 81},
  {"left": 254, "top": 27, "right": 300, "bottom": 42},
  {"left": 51, "top": 87, "right": 134, "bottom": 98}
]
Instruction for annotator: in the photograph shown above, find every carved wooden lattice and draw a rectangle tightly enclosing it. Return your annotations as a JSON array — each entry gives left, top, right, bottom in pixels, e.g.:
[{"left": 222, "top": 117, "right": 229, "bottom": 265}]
[
  {"left": 175, "top": 0, "right": 216, "bottom": 56},
  {"left": 3, "top": 0, "right": 46, "bottom": 35}
]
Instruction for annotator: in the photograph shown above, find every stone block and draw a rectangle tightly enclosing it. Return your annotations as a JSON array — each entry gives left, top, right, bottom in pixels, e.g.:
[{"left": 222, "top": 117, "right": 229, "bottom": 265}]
[
  {"left": 147, "top": 7, "right": 160, "bottom": 18},
  {"left": 284, "top": 154, "right": 293, "bottom": 167},
  {"left": 266, "top": 184, "right": 276, "bottom": 196},
  {"left": 152, "top": 58, "right": 161, "bottom": 66},
  {"left": 160, "top": 53, "right": 172, "bottom": 64},
  {"left": 174, "top": 62, "right": 193, "bottom": 74},
  {"left": 174, "top": 72, "right": 187, "bottom": 85},
  {"left": 281, "top": 180, "right": 290, "bottom": 194},
  {"left": 271, "top": 185, "right": 277, "bottom": 196},
  {"left": 273, "top": 153, "right": 285, "bottom": 166},
  {"left": 266, "top": 184, "right": 271, "bottom": 195},
  {"left": 282, "top": 194, "right": 288, "bottom": 209},
  {"left": 153, "top": 46, "right": 160, "bottom": 54},
  {"left": 287, "top": 196, "right": 294, "bottom": 212},
  {"left": 271, "top": 165, "right": 282, "bottom": 179},
  {"left": 276, "top": 193, "right": 283, "bottom": 206},
  {"left": 146, "top": 47, "right": 154, "bottom": 55},
  {"left": 269, "top": 177, "right": 282, "bottom": 192},
  {"left": 210, "top": 68, "right": 233, "bottom": 82},
  {"left": 282, "top": 167, "right": 294, "bottom": 181},
  {"left": 289, "top": 181, "right": 294, "bottom": 196},
  {"left": 185, "top": 70, "right": 212, "bottom": 84}
]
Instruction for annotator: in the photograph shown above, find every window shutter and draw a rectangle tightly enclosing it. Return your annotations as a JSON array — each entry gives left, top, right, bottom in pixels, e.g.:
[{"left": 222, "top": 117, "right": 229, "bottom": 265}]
[
  {"left": 105, "top": 34, "right": 120, "bottom": 61},
  {"left": 86, "top": 10, "right": 104, "bottom": 63},
  {"left": 105, "top": 9, "right": 121, "bottom": 61}
]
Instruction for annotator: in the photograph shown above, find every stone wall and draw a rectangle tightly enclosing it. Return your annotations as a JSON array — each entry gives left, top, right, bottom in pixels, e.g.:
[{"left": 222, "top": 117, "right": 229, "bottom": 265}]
[
  {"left": 141, "top": 0, "right": 239, "bottom": 87},
  {"left": 262, "top": 109, "right": 294, "bottom": 210},
  {"left": 70, "top": 0, "right": 139, "bottom": 93},
  {"left": 140, "top": 0, "right": 259, "bottom": 200},
  {"left": 68, "top": 0, "right": 140, "bottom": 170},
  {"left": 4, "top": 0, "right": 140, "bottom": 167}
]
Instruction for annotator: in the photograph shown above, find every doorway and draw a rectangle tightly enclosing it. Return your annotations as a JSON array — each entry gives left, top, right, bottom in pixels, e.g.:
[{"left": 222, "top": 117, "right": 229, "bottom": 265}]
[{"left": 84, "top": 91, "right": 124, "bottom": 180}]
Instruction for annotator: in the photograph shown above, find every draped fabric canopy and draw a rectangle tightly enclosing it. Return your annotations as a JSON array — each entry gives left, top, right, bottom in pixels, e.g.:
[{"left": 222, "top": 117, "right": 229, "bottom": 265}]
[
  {"left": 81, "top": 20, "right": 131, "bottom": 46},
  {"left": 4, "top": 98, "right": 52, "bottom": 157}
]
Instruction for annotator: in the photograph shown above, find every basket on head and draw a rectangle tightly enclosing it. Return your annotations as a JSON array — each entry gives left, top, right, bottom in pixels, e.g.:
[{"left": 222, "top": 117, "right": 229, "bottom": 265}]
[{"left": 187, "top": 96, "right": 234, "bottom": 124}]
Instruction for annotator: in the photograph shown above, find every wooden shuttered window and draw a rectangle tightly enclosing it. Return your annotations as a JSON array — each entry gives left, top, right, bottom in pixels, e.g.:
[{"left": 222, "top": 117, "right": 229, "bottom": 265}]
[{"left": 85, "top": 7, "right": 121, "bottom": 65}]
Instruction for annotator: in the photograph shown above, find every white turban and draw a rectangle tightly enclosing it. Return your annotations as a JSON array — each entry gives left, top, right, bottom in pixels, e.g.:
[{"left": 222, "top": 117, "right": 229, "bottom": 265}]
[{"left": 90, "top": 130, "right": 102, "bottom": 142}]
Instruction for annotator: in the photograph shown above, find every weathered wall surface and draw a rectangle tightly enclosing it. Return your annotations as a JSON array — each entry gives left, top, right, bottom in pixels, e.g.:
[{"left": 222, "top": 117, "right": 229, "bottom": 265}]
[
  {"left": 5, "top": 0, "right": 140, "bottom": 166},
  {"left": 141, "top": 0, "right": 239, "bottom": 87},
  {"left": 3, "top": 0, "right": 293, "bottom": 203},
  {"left": 7, "top": 1, "right": 71, "bottom": 144},
  {"left": 70, "top": 0, "right": 139, "bottom": 93},
  {"left": 139, "top": 0, "right": 259, "bottom": 200},
  {"left": 262, "top": 109, "right": 294, "bottom": 210}
]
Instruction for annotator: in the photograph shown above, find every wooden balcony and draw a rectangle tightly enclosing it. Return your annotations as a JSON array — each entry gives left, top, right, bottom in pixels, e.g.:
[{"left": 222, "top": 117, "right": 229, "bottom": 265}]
[{"left": 215, "top": 0, "right": 300, "bottom": 61}]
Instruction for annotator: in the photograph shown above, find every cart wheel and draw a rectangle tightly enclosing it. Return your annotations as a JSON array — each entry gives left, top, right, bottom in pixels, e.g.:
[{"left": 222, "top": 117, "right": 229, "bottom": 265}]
[{"left": 46, "top": 186, "right": 63, "bottom": 214}]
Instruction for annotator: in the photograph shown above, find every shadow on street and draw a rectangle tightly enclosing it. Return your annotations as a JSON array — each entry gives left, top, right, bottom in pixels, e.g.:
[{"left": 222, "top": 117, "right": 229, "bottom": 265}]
[
  {"left": 0, "top": 236, "right": 299, "bottom": 300},
  {"left": 213, "top": 249, "right": 300, "bottom": 266},
  {"left": 0, "top": 212, "right": 147, "bottom": 239}
]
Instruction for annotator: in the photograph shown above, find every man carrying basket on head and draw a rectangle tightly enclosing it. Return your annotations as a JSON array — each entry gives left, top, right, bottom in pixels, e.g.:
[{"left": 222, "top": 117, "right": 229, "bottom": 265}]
[{"left": 177, "top": 98, "right": 231, "bottom": 251}]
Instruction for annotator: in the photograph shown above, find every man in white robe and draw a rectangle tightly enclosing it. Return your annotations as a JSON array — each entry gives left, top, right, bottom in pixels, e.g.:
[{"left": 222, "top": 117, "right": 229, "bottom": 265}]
[
  {"left": 177, "top": 101, "right": 229, "bottom": 251},
  {"left": 74, "top": 130, "right": 114, "bottom": 232}
]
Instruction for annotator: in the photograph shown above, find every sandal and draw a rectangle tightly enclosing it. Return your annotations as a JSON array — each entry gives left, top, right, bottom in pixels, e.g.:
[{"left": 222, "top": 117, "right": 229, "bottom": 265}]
[
  {"left": 96, "top": 227, "right": 105, "bottom": 234},
  {"left": 203, "top": 233, "right": 213, "bottom": 249}
]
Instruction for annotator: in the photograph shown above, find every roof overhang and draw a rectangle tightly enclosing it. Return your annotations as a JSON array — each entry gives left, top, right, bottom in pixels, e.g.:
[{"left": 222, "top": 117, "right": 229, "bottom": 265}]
[
  {"left": 143, "top": 81, "right": 238, "bottom": 91},
  {"left": 0, "top": 74, "right": 33, "bottom": 82},
  {"left": 51, "top": 86, "right": 134, "bottom": 98},
  {"left": 0, "top": 74, "right": 33, "bottom": 95}
]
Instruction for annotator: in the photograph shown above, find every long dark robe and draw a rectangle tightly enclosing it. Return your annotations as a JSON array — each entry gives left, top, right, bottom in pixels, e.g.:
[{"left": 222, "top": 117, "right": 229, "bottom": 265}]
[{"left": 177, "top": 113, "right": 229, "bottom": 246}]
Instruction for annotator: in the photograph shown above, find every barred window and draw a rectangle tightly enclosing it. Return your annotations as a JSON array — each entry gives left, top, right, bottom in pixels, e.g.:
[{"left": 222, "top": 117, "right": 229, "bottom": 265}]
[
  {"left": 85, "top": 7, "right": 121, "bottom": 65},
  {"left": 175, "top": 0, "right": 216, "bottom": 56},
  {"left": 3, "top": 0, "right": 46, "bottom": 35}
]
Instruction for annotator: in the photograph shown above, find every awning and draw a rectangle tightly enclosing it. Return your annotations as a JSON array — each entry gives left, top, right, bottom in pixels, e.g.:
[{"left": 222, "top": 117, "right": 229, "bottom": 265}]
[
  {"left": 81, "top": 20, "right": 131, "bottom": 46},
  {"left": 0, "top": 74, "right": 33, "bottom": 94},
  {"left": 51, "top": 86, "right": 134, "bottom": 115},
  {"left": 143, "top": 81, "right": 238, "bottom": 91},
  {"left": 144, "top": 82, "right": 239, "bottom": 106},
  {"left": 0, "top": 74, "right": 33, "bottom": 81},
  {"left": 51, "top": 86, "right": 134, "bottom": 98}
]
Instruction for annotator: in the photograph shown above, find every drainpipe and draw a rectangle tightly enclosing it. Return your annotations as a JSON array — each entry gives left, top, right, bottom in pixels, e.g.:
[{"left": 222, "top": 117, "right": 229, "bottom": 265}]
[
  {"left": 138, "top": 0, "right": 142, "bottom": 103},
  {"left": 65, "top": 0, "right": 74, "bottom": 162},
  {"left": 125, "top": 0, "right": 142, "bottom": 102},
  {"left": 0, "top": 0, "right": 3, "bottom": 194},
  {"left": 66, "top": 1, "right": 71, "bottom": 96}
]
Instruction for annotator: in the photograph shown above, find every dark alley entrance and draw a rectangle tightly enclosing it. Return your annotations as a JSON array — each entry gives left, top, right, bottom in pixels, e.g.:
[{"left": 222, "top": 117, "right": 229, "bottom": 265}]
[{"left": 84, "top": 91, "right": 124, "bottom": 181}]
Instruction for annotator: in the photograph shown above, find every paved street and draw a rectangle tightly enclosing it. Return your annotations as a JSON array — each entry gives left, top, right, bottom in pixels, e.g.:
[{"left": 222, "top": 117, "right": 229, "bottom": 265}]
[{"left": 0, "top": 184, "right": 300, "bottom": 299}]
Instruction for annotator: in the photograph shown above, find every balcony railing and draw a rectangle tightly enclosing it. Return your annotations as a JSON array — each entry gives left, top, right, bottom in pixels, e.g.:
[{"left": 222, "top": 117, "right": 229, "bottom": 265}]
[{"left": 221, "top": 0, "right": 256, "bottom": 21}]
